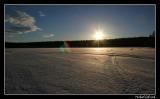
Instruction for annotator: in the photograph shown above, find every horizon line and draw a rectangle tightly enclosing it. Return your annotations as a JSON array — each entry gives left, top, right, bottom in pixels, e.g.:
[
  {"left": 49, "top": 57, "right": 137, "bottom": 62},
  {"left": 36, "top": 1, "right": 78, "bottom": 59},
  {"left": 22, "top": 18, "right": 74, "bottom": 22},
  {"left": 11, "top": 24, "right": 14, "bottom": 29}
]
[{"left": 5, "top": 36, "right": 153, "bottom": 43}]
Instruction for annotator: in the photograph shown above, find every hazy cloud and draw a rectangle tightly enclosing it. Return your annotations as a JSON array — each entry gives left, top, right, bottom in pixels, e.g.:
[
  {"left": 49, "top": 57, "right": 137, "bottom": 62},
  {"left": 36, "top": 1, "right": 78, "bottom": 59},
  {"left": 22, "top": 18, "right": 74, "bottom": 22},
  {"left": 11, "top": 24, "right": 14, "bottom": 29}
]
[
  {"left": 5, "top": 10, "right": 41, "bottom": 34},
  {"left": 8, "top": 35, "right": 14, "bottom": 38},
  {"left": 43, "top": 33, "right": 54, "bottom": 38},
  {"left": 38, "top": 11, "right": 45, "bottom": 17}
]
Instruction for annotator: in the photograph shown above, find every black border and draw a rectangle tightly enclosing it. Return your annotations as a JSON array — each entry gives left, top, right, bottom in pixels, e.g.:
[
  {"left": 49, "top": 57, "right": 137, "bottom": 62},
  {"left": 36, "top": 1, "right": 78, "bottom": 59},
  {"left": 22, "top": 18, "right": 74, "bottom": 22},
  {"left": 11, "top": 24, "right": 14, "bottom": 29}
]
[
  {"left": 156, "top": 2, "right": 160, "bottom": 99},
  {"left": 1, "top": 1, "right": 4, "bottom": 96},
  {"left": 1, "top": 0, "right": 159, "bottom": 98},
  {"left": 1, "top": 0, "right": 158, "bottom": 4}
]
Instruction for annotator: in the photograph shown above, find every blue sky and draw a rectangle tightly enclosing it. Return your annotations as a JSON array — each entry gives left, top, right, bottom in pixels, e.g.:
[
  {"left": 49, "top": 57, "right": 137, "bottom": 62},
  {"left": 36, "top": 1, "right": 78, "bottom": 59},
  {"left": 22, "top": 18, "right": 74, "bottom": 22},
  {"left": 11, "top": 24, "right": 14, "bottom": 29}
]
[{"left": 5, "top": 5, "right": 155, "bottom": 42}]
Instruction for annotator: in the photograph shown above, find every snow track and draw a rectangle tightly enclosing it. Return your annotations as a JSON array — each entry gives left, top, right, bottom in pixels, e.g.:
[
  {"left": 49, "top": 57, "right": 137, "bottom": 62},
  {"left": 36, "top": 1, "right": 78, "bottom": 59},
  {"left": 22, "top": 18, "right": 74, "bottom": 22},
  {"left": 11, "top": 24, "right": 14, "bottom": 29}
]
[{"left": 5, "top": 48, "right": 155, "bottom": 94}]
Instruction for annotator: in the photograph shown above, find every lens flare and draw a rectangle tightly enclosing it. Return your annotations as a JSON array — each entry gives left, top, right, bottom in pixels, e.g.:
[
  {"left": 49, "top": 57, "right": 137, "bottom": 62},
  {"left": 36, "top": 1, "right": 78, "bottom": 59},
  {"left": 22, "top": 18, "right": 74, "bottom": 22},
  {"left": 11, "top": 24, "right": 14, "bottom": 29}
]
[{"left": 59, "top": 41, "right": 71, "bottom": 53}]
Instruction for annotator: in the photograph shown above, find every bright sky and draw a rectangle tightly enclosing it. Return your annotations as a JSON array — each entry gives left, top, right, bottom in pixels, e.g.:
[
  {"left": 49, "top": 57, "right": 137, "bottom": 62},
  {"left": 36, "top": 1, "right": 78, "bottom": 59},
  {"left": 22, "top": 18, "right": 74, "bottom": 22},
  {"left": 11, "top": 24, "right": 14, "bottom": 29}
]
[{"left": 5, "top": 5, "right": 155, "bottom": 42}]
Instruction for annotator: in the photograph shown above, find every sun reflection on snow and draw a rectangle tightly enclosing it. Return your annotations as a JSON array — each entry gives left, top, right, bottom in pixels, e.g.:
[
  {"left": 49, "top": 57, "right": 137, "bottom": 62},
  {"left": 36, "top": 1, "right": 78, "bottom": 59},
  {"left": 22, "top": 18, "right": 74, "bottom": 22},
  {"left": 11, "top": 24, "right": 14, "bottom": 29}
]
[{"left": 111, "top": 56, "right": 119, "bottom": 65}]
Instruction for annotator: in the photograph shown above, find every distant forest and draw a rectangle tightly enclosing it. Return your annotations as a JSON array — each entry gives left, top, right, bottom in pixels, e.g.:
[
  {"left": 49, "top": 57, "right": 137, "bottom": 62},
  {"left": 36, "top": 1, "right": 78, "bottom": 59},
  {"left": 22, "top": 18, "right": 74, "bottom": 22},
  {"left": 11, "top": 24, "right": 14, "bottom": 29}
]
[{"left": 5, "top": 36, "right": 155, "bottom": 48}]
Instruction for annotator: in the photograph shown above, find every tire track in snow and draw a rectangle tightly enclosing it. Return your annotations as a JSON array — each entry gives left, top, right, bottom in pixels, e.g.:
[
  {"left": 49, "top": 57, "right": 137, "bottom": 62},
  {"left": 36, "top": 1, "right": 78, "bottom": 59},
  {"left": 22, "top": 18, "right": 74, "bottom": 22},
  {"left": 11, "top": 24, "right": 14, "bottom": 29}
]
[{"left": 40, "top": 52, "right": 154, "bottom": 60}]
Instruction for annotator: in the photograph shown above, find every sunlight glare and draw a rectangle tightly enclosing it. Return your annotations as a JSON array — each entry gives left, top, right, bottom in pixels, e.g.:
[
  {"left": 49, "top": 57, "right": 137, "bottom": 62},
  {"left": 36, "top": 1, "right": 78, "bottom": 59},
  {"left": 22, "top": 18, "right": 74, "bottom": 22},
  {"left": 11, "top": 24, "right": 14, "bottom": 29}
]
[{"left": 95, "top": 31, "right": 103, "bottom": 40}]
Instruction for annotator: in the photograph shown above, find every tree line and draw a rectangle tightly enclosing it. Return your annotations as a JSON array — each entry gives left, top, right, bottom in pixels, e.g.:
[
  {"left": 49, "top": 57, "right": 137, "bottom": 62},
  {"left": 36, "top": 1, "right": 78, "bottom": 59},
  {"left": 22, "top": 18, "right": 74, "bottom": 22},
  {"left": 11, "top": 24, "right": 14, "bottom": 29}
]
[{"left": 5, "top": 36, "right": 155, "bottom": 48}]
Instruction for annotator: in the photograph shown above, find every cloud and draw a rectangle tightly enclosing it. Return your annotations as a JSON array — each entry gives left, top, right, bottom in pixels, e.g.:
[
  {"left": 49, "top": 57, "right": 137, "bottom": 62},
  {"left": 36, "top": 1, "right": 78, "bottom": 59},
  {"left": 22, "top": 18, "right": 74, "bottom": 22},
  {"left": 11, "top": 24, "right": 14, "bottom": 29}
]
[
  {"left": 5, "top": 10, "right": 41, "bottom": 34},
  {"left": 8, "top": 35, "right": 14, "bottom": 38},
  {"left": 43, "top": 33, "right": 54, "bottom": 38},
  {"left": 38, "top": 11, "right": 45, "bottom": 17}
]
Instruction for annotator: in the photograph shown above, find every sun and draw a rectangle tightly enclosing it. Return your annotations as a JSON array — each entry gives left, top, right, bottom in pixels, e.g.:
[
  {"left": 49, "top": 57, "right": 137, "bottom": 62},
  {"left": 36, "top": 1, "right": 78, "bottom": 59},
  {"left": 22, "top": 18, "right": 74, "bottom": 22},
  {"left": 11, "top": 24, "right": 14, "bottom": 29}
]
[{"left": 95, "top": 31, "right": 103, "bottom": 40}]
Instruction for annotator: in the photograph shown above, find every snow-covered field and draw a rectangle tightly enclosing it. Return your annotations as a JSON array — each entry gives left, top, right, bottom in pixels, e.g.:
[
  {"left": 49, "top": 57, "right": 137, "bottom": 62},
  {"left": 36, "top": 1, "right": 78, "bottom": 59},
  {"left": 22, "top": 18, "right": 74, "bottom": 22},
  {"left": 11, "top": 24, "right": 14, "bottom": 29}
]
[{"left": 5, "top": 48, "right": 155, "bottom": 94}]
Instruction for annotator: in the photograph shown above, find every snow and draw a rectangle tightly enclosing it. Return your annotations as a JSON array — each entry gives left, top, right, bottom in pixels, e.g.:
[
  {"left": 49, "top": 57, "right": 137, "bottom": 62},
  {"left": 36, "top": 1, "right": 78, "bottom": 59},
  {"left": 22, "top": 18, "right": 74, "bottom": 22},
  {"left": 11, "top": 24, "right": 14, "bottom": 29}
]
[{"left": 5, "top": 48, "right": 155, "bottom": 94}]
